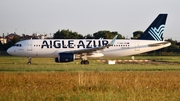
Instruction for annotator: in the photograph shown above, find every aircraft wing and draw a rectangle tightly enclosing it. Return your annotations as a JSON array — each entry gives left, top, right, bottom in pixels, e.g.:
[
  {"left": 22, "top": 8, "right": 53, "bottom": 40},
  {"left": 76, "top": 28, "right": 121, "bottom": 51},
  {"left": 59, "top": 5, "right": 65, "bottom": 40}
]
[{"left": 63, "top": 35, "right": 118, "bottom": 54}]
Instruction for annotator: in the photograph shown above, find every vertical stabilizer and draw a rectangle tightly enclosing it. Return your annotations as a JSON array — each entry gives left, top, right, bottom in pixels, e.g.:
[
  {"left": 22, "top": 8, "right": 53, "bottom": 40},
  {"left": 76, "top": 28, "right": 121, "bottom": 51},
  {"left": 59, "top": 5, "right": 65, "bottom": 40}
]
[{"left": 138, "top": 14, "right": 168, "bottom": 41}]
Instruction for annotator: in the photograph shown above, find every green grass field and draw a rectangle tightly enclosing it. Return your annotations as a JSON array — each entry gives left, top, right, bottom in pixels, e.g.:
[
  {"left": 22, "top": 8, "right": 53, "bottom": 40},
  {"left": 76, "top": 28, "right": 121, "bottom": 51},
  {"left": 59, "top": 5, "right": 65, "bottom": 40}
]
[
  {"left": 1, "top": 56, "right": 180, "bottom": 72},
  {"left": 0, "top": 56, "right": 180, "bottom": 101}
]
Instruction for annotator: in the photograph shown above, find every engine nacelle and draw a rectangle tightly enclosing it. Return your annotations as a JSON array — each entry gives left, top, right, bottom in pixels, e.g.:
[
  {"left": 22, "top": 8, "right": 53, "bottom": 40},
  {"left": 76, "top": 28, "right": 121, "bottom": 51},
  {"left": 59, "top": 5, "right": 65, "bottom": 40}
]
[{"left": 55, "top": 53, "right": 74, "bottom": 62}]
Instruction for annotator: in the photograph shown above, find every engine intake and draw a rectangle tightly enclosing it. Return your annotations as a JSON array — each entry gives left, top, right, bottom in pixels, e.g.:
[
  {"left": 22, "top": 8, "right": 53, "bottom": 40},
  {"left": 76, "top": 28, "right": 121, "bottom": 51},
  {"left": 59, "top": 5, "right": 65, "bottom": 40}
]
[{"left": 55, "top": 53, "right": 74, "bottom": 62}]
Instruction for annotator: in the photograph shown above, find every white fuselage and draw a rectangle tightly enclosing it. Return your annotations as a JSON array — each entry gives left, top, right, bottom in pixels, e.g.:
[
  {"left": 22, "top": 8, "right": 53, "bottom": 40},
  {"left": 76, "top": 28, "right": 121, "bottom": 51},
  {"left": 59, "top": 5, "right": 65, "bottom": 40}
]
[{"left": 7, "top": 39, "right": 171, "bottom": 59}]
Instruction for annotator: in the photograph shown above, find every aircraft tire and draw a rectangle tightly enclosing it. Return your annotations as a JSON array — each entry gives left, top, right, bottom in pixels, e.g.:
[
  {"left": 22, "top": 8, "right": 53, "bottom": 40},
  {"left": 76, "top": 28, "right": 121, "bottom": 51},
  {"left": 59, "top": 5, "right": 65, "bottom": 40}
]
[
  {"left": 81, "top": 60, "right": 89, "bottom": 65},
  {"left": 84, "top": 60, "right": 89, "bottom": 64},
  {"left": 27, "top": 61, "right": 31, "bottom": 64},
  {"left": 81, "top": 61, "right": 84, "bottom": 64}
]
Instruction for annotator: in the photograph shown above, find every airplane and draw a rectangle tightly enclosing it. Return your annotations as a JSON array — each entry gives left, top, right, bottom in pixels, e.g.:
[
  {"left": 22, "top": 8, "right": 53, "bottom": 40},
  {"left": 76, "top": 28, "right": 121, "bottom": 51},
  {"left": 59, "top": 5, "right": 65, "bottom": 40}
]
[{"left": 7, "top": 14, "right": 171, "bottom": 64}]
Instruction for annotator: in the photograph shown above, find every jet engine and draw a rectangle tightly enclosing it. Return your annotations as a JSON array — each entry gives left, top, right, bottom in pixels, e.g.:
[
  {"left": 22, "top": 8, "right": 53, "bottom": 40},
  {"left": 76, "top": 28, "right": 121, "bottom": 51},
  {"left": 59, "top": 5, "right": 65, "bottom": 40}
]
[{"left": 55, "top": 53, "right": 74, "bottom": 62}]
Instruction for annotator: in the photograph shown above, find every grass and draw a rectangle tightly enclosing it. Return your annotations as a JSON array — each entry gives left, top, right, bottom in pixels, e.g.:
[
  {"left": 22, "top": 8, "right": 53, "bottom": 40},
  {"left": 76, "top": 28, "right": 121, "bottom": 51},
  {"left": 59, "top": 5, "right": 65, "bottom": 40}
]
[
  {"left": 0, "top": 56, "right": 180, "bottom": 72},
  {"left": 1, "top": 72, "right": 180, "bottom": 101},
  {"left": 0, "top": 56, "right": 180, "bottom": 101}
]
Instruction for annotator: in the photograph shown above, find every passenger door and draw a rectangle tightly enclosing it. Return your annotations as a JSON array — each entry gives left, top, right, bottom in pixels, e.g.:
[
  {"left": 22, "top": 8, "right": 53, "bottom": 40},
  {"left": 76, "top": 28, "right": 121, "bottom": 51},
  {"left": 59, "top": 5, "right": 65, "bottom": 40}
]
[{"left": 27, "top": 40, "right": 32, "bottom": 51}]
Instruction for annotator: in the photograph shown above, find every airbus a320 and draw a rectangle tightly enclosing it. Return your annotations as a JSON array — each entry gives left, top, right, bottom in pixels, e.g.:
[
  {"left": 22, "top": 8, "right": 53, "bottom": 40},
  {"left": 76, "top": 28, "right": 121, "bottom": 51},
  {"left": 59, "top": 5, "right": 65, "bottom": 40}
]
[{"left": 7, "top": 14, "right": 171, "bottom": 64}]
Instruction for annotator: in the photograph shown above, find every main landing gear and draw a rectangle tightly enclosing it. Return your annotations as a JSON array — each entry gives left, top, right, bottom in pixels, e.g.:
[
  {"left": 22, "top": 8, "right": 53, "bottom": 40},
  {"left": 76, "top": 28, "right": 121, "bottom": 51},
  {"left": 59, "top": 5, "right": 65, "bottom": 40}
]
[
  {"left": 81, "top": 60, "right": 89, "bottom": 64},
  {"left": 27, "top": 57, "right": 32, "bottom": 64},
  {"left": 80, "top": 54, "right": 89, "bottom": 65}
]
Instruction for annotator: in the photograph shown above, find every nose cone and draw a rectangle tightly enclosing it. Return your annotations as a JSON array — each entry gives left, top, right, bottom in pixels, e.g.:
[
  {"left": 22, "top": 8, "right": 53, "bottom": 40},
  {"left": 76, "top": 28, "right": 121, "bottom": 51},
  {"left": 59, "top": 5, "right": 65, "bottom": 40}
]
[{"left": 7, "top": 47, "right": 13, "bottom": 55}]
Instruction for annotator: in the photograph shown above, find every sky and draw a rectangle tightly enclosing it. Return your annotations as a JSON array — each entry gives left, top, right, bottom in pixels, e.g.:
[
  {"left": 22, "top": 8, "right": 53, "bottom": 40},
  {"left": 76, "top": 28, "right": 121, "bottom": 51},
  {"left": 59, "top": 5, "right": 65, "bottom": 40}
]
[{"left": 0, "top": 0, "right": 180, "bottom": 40}]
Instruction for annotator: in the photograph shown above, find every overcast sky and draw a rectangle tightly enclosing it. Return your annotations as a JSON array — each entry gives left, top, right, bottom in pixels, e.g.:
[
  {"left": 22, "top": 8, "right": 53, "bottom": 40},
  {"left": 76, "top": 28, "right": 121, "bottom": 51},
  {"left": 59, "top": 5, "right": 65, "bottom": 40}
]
[{"left": 0, "top": 0, "right": 180, "bottom": 40}]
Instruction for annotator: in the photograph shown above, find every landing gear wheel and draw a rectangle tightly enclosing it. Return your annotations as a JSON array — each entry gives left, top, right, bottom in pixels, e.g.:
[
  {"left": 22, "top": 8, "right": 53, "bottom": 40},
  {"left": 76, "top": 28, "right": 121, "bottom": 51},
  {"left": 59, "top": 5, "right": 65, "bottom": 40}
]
[
  {"left": 84, "top": 60, "right": 89, "bottom": 64},
  {"left": 27, "top": 61, "right": 31, "bottom": 64},
  {"left": 81, "top": 61, "right": 84, "bottom": 64},
  {"left": 27, "top": 57, "right": 32, "bottom": 64},
  {"left": 81, "top": 60, "right": 89, "bottom": 64}
]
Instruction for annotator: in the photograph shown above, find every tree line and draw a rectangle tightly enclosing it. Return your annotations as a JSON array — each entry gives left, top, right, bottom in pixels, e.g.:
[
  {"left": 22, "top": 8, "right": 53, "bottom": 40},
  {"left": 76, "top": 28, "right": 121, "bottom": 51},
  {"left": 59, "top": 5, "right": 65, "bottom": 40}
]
[
  {"left": 53, "top": 29, "right": 125, "bottom": 39},
  {"left": 0, "top": 29, "right": 180, "bottom": 55},
  {"left": 0, "top": 35, "right": 20, "bottom": 51}
]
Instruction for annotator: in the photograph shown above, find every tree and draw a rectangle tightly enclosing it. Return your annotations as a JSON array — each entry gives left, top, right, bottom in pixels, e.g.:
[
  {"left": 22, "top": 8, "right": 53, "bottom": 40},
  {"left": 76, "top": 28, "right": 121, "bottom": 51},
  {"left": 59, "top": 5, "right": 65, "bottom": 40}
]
[
  {"left": 164, "top": 39, "right": 179, "bottom": 52},
  {"left": 1, "top": 35, "right": 20, "bottom": 51},
  {"left": 84, "top": 34, "right": 94, "bottom": 39},
  {"left": 12, "top": 35, "right": 20, "bottom": 44},
  {"left": 132, "top": 31, "right": 143, "bottom": 39},
  {"left": 0, "top": 41, "right": 2, "bottom": 51},
  {"left": 93, "top": 30, "right": 125, "bottom": 39},
  {"left": 53, "top": 29, "right": 83, "bottom": 39}
]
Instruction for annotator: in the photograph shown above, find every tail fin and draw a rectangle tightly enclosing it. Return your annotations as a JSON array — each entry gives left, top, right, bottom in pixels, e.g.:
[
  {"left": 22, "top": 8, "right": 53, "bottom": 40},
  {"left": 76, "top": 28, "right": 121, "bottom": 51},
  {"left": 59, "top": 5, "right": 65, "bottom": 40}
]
[{"left": 138, "top": 14, "right": 168, "bottom": 41}]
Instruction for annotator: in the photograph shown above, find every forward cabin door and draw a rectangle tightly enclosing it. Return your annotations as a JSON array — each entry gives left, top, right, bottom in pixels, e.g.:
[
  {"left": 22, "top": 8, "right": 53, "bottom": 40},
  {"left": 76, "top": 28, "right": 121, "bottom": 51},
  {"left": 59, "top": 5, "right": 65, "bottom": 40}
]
[{"left": 27, "top": 39, "right": 32, "bottom": 51}]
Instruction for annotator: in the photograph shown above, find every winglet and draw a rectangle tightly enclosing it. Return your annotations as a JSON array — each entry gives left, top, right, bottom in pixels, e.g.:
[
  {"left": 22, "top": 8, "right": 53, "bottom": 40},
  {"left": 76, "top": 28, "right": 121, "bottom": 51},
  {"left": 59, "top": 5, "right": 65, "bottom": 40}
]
[{"left": 109, "top": 35, "right": 118, "bottom": 46}]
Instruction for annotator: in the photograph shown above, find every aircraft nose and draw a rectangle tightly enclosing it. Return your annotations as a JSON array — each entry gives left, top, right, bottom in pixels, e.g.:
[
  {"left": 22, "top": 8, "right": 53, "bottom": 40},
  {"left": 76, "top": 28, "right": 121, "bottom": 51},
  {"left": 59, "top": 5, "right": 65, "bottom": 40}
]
[{"left": 7, "top": 47, "right": 13, "bottom": 55}]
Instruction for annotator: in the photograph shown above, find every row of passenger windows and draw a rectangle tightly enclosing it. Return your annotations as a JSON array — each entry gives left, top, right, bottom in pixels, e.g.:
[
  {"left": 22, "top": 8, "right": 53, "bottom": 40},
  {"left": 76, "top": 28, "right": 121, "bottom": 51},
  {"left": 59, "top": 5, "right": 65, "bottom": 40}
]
[
  {"left": 113, "top": 45, "right": 130, "bottom": 47},
  {"left": 34, "top": 45, "right": 41, "bottom": 47},
  {"left": 33, "top": 44, "right": 130, "bottom": 47}
]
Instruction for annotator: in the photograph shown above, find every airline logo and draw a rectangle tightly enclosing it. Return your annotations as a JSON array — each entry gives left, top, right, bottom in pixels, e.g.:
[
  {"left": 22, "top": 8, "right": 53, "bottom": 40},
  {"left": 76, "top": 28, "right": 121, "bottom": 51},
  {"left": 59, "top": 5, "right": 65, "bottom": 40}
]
[
  {"left": 41, "top": 40, "right": 109, "bottom": 49},
  {"left": 148, "top": 24, "right": 165, "bottom": 41}
]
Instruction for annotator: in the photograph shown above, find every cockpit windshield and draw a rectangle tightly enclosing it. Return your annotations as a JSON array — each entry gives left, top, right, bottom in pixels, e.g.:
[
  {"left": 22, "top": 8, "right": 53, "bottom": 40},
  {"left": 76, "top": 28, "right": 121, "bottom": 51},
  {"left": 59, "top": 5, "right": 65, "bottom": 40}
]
[{"left": 14, "top": 44, "right": 22, "bottom": 47}]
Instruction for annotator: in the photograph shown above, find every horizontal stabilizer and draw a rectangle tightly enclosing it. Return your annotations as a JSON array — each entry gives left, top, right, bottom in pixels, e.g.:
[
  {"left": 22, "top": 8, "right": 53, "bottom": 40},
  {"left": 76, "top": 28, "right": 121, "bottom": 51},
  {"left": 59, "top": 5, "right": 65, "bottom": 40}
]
[{"left": 148, "top": 41, "right": 170, "bottom": 47}]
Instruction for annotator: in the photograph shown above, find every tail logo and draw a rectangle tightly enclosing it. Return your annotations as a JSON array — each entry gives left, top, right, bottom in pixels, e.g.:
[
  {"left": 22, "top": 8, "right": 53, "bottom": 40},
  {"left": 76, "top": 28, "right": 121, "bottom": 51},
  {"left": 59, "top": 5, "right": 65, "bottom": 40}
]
[{"left": 148, "top": 25, "right": 165, "bottom": 41}]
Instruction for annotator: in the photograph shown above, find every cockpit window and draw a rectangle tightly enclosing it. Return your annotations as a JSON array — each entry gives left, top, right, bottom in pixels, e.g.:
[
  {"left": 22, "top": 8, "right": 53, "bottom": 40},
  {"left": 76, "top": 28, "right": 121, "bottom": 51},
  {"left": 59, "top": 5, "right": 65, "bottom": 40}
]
[{"left": 15, "top": 44, "right": 22, "bottom": 47}]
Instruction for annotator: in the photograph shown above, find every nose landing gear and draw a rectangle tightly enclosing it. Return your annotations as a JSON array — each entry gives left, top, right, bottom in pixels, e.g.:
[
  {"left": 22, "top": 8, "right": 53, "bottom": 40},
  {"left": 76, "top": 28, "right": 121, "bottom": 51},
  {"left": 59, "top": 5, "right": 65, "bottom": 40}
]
[{"left": 27, "top": 57, "right": 32, "bottom": 64}]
